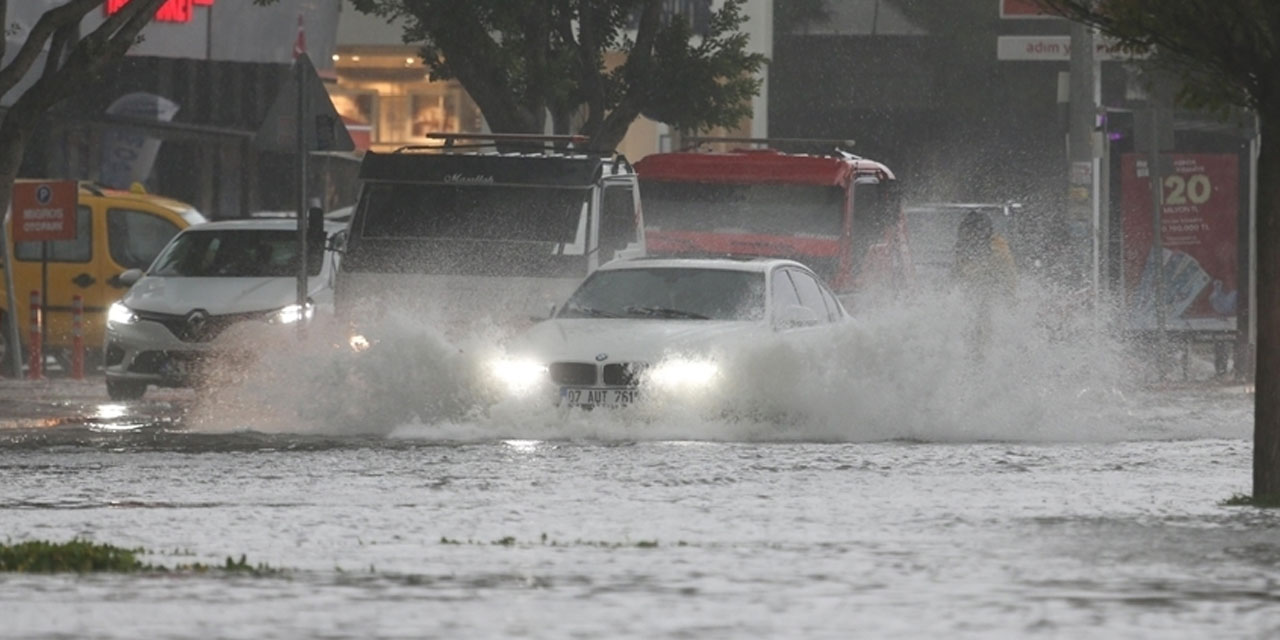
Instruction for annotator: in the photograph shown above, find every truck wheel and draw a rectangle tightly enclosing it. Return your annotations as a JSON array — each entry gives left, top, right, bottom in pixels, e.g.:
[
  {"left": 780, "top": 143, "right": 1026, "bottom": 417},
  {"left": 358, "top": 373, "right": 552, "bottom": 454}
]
[{"left": 106, "top": 378, "right": 147, "bottom": 400}]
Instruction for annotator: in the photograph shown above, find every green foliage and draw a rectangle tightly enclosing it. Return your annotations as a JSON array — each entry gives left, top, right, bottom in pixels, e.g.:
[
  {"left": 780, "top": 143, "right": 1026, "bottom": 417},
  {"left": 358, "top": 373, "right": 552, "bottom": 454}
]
[
  {"left": 349, "top": 0, "right": 766, "bottom": 150},
  {"left": 0, "top": 540, "right": 146, "bottom": 573},
  {"left": 1223, "top": 493, "right": 1280, "bottom": 508},
  {"left": 438, "top": 534, "right": 669, "bottom": 548},
  {"left": 0, "top": 540, "right": 282, "bottom": 575},
  {"left": 1036, "top": 0, "right": 1280, "bottom": 113}
]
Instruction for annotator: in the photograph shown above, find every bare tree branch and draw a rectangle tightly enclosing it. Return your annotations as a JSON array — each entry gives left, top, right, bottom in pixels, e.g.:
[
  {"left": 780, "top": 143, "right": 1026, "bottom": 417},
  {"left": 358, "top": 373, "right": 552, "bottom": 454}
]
[
  {"left": 0, "top": 0, "right": 99, "bottom": 99},
  {"left": 10, "top": 0, "right": 169, "bottom": 122}
]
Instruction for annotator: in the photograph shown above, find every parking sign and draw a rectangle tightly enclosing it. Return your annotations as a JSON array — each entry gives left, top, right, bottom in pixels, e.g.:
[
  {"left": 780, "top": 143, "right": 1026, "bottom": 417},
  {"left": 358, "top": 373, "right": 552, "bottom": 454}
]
[{"left": 12, "top": 181, "right": 77, "bottom": 243}]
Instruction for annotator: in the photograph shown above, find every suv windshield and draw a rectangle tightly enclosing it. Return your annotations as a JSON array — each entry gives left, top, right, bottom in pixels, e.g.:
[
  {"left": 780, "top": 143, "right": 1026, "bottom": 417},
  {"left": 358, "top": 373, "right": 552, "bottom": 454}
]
[
  {"left": 559, "top": 267, "right": 765, "bottom": 321},
  {"left": 359, "top": 182, "right": 589, "bottom": 242},
  {"left": 642, "top": 183, "right": 845, "bottom": 237},
  {"left": 150, "top": 229, "right": 324, "bottom": 277}
]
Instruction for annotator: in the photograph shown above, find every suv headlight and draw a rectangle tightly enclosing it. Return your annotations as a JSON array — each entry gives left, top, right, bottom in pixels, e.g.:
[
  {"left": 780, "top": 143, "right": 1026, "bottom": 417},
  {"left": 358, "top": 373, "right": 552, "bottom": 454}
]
[
  {"left": 107, "top": 302, "right": 137, "bottom": 326},
  {"left": 268, "top": 302, "right": 314, "bottom": 325}
]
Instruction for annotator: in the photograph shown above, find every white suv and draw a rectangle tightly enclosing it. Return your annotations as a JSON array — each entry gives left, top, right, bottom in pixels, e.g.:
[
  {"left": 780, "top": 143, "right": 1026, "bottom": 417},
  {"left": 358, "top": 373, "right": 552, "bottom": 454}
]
[{"left": 103, "top": 219, "right": 345, "bottom": 399}]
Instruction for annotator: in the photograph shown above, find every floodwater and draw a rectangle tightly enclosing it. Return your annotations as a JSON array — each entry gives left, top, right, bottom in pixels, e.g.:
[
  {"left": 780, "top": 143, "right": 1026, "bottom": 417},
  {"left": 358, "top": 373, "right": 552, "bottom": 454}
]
[{"left": 0, "top": 290, "right": 1275, "bottom": 639}]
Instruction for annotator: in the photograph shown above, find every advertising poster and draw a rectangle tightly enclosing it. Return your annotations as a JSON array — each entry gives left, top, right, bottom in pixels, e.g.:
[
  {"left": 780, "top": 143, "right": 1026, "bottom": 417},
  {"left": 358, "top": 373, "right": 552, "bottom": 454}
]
[
  {"left": 99, "top": 92, "right": 180, "bottom": 190},
  {"left": 1121, "top": 153, "right": 1239, "bottom": 332}
]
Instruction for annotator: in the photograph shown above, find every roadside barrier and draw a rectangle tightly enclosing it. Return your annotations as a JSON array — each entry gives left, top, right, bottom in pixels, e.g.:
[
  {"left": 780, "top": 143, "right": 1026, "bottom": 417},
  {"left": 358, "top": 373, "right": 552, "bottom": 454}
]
[
  {"left": 71, "top": 295, "right": 84, "bottom": 380},
  {"left": 27, "top": 290, "right": 41, "bottom": 380}
]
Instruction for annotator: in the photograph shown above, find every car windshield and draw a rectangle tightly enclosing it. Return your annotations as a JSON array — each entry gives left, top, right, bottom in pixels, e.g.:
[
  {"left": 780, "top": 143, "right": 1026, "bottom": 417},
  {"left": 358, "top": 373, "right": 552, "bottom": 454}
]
[
  {"left": 559, "top": 267, "right": 765, "bottom": 321},
  {"left": 358, "top": 182, "right": 589, "bottom": 243},
  {"left": 642, "top": 182, "right": 845, "bottom": 237},
  {"left": 149, "top": 229, "right": 325, "bottom": 277}
]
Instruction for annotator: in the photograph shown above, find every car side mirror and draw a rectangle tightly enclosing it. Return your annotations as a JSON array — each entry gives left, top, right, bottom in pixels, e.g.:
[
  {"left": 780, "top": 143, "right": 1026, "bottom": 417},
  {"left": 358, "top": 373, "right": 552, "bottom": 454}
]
[
  {"left": 117, "top": 268, "right": 144, "bottom": 287},
  {"left": 326, "top": 232, "right": 347, "bottom": 254},
  {"left": 776, "top": 304, "right": 818, "bottom": 329}
]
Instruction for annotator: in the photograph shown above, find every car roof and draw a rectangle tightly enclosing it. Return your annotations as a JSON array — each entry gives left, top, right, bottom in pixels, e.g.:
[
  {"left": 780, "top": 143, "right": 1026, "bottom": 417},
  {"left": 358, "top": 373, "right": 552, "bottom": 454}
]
[
  {"left": 182, "top": 218, "right": 347, "bottom": 234},
  {"left": 597, "top": 256, "right": 809, "bottom": 274}
]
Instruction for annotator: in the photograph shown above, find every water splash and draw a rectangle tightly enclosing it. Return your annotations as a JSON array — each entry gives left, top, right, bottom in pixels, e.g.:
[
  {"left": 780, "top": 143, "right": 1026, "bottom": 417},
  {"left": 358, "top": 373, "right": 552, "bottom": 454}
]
[{"left": 183, "top": 277, "right": 1243, "bottom": 443}]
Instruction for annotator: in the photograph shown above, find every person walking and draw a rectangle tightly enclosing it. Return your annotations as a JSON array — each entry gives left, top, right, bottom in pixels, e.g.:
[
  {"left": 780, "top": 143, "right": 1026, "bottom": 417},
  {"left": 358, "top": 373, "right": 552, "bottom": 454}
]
[{"left": 951, "top": 210, "right": 1016, "bottom": 360}]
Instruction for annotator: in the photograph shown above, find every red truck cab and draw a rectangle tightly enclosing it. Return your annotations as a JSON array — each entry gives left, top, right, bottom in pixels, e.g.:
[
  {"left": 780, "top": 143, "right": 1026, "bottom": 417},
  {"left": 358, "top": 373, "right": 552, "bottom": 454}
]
[{"left": 634, "top": 144, "right": 910, "bottom": 300}]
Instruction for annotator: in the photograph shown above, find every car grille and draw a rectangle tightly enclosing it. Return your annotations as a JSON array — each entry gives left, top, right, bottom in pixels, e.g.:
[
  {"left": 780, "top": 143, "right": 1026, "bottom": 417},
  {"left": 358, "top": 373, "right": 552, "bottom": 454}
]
[
  {"left": 602, "top": 362, "right": 647, "bottom": 386},
  {"left": 548, "top": 362, "right": 596, "bottom": 386},
  {"left": 127, "top": 350, "right": 208, "bottom": 375},
  {"left": 135, "top": 309, "right": 264, "bottom": 342},
  {"left": 548, "top": 362, "right": 648, "bottom": 387}
]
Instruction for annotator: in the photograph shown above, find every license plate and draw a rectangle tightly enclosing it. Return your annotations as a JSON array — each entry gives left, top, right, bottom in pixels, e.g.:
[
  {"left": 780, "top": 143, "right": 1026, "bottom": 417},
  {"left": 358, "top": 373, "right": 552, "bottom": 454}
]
[{"left": 560, "top": 387, "right": 638, "bottom": 408}]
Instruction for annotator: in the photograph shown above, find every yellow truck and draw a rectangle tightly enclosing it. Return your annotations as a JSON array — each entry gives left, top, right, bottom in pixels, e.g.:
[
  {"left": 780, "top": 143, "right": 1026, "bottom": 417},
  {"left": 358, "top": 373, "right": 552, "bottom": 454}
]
[{"left": 2, "top": 182, "right": 205, "bottom": 374}]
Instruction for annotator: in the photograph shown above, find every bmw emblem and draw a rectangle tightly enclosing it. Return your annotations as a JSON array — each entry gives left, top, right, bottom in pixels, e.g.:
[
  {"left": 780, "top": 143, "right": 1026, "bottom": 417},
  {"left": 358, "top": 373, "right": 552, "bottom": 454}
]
[{"left": 595, "top": 353, "right": 608, "bottom": 362}]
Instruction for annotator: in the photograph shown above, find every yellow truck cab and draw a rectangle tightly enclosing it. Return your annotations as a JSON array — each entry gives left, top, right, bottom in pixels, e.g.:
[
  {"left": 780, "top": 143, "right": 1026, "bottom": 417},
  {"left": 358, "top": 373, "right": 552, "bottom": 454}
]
[{"left": 2, "top": 181, "right": 205, "bottom": 373}]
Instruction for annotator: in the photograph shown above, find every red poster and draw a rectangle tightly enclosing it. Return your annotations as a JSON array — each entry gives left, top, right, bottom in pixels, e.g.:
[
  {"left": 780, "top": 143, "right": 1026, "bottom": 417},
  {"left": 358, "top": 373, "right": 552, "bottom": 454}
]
[
  {"left": 1120, "top": 153, "right": 1239, "bottom": 331},
  {"left": 1001, "top": 0, "right": 1056, "bottom": 18}
]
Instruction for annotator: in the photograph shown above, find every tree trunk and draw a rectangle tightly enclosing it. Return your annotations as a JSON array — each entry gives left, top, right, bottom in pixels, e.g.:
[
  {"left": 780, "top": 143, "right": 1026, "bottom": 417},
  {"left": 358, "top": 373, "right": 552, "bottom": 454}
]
[
  {"left": 0, "top": 112, "right": 29, "bottom": 375},
  {"left": 1255, "top": 110, "right": 1280, "bottom": 498}
]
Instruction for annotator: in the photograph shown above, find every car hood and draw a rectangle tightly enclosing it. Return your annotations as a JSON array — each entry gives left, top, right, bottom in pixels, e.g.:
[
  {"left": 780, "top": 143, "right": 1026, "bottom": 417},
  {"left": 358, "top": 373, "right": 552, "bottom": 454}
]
[
  {"left": 122, "top": 276, "right": 330, "bottom": 316},
  {"left": 505, "top": 318, "right": 766, "bottom": 364}
]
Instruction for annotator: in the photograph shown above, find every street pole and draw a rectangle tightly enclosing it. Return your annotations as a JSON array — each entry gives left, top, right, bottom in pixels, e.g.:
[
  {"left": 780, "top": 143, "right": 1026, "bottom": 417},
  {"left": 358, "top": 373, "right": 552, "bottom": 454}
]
[
  {"left": 1149, "top": 108, "right": 1168, "bottom": 380},
  {"left": 295, "top": 56, "right": 309, "bottom": 340}
]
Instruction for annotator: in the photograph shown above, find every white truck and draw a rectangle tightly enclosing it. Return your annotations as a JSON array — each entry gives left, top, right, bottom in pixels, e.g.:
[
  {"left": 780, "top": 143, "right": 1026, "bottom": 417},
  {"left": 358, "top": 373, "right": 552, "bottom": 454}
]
[{"left": 335, "top": 134, "right": 645, "bottom": 338}]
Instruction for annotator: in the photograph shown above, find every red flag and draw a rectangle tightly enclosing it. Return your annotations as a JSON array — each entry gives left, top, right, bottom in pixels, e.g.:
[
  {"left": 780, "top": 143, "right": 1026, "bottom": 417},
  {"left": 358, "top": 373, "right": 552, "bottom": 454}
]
[{"left": 292, "top": 15, "right": 307, "bottom": 60}]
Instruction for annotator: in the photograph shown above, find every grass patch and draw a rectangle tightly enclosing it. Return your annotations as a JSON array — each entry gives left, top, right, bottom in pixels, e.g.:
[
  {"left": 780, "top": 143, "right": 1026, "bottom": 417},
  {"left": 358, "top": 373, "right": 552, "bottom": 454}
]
[
  {"left": 439, "top": 534, "right": 673, "bottom": 549},
  {"left": 1222, "top": 493, "right": 1280, "bottom": 508},
  {"left": 0, "top": 540, "right": 145, "bottom": 573},
  {"left": 0, "top": 540, "right": 282, "bottom": 575}
]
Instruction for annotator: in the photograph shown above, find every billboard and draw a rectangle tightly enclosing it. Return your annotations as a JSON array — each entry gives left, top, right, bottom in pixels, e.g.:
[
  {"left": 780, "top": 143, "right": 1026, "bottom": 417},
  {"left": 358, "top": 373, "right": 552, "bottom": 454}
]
[{"left": 1121, "top": 153, "right": 1239, "bottom": 332}]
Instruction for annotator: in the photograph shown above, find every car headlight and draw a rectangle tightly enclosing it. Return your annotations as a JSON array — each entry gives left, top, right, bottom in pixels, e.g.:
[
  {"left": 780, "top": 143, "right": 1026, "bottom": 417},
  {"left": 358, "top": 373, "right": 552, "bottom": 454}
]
[
  {"left": 489, "top": 358, "right": 548, "bottom": 396},
  {"left": 647, "top": 357, "right": 719, "bottom": 390},
  {"left": 107, "top": 302, "right": 137, "bottom": 326},
  {"left": 268, "top": 303, "right": 314, "bottom": 325}
]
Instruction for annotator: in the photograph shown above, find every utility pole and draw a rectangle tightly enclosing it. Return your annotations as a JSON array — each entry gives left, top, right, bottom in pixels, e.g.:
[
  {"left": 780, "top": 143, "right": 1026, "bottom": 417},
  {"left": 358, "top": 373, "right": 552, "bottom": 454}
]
[{"left": 1066, "top": 22, "right": 1097, "bottom": 289}]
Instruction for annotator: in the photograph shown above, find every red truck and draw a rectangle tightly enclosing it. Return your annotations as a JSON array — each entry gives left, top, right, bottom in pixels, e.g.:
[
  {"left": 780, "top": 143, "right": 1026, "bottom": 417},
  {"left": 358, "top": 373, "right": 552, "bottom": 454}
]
[{"left": 633, "top": 140, "right": 911, "bottom": 300}]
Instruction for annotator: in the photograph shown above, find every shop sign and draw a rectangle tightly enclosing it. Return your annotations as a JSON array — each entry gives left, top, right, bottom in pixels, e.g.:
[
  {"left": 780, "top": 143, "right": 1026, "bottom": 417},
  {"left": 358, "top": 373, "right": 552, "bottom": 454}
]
[{"left": 105, "top": 0, "right": 214, "bottom": 24}]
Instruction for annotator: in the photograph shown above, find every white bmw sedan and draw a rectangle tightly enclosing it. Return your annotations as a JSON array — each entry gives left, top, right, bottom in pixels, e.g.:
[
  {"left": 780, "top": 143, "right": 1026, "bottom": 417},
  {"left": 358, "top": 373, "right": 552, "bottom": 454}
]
[
  {"left": 489, "top": 257, "right": 849, "bottom": 410},
  {"left": 103, "top": 219, "right": 346, "bottom": 400}
]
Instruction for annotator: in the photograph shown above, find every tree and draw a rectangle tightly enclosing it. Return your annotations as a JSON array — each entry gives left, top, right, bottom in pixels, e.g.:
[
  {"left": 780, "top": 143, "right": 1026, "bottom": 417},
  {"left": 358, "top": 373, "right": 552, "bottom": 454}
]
[
  {"left": 0, "top": 0, "right": 171, "bottom": 373},
  {"left": 350, "top": 0, "right": 767, "bottom": 152},
  {"left": 1037, "top": 0, "right": 1280, "bottom": 499}
]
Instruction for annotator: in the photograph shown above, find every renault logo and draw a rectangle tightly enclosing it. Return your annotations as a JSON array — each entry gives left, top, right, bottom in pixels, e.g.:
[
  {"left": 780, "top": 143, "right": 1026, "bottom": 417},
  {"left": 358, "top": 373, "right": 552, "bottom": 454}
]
[
  {"left": 595, "top": 353, "right": 608, "bottom": 362},
  {"left": 185, "top": 310, "right": 209, "bottom": 335}
]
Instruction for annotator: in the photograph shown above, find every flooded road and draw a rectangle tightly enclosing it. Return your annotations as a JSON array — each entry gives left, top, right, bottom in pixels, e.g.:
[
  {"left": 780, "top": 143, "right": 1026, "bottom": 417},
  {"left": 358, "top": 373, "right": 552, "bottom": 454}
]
[{"left": 0, "top": 380, "right": 1275, "bottom": 639}]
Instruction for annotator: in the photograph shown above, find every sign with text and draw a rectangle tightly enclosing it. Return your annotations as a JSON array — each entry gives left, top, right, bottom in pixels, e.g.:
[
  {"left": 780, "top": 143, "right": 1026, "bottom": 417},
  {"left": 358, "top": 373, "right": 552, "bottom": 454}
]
[
  {"left": 997, "top": 35, "right": 1145, "bottom": 61},
  {"left": 12, "top": 181, "right": 78, "bottom": 243},
  {"left": 105, "top": 0, "right": 213, "bottom": 24},
  {"left": 1121, "top": 153, "right": 1240, "bottom": 332}
]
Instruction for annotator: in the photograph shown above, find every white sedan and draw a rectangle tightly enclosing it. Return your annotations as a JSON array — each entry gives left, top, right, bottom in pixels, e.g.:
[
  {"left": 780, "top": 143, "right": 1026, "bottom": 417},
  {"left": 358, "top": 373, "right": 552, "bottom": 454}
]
[{"left": 488, "top": 257, "right": 849, "bottom": 410}]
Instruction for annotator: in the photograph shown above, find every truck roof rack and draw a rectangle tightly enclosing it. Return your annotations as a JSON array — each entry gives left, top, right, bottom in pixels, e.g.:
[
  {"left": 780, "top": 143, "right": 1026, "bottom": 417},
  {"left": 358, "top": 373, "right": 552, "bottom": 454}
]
[
  {"left": 402, "top": 132, "right": 591, "bottom": 150},
  {"left": 684, "top": 136, "right": 856, "bottom": 150}
]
